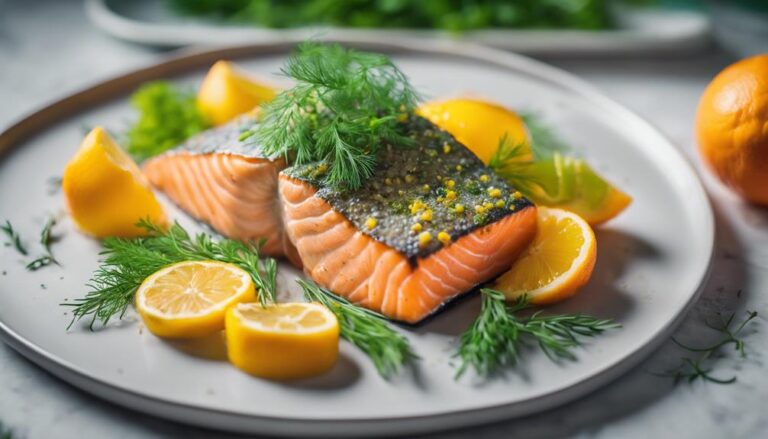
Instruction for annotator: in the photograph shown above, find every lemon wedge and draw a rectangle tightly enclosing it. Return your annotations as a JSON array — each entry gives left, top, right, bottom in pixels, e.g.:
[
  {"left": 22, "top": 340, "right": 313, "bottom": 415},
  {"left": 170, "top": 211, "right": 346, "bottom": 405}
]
[
  {"left": 226, "top": 302, "right": 339, "bottom": 380},
  {"left": 197, "top": 60, "right": 276, "bottom": 125},
  {"left": 521, "top": 154, "right": 632, "bottom": 225},
  {"left": 494, "top": 207, "right": 596, "bottom": 305},
  {"left": 136, "top": 261, "right": 256, "bottom": 338},
  {"left": 63, "top": 127, "right": 167, "bottom": 238},
  {"left": 417, "top": 98, "right": 531, "bottom": 165}
]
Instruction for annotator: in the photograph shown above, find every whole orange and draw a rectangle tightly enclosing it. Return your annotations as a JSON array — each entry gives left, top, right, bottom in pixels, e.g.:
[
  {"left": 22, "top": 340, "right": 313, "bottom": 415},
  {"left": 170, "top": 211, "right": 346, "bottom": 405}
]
[{"left": 696, "top": 54, "right": 768, "bottom": 205}]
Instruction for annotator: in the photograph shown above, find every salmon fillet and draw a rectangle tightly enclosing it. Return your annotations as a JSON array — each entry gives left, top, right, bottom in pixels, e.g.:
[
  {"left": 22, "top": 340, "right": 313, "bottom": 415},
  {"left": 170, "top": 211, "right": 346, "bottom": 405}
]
[
  {"left": 279, "top": 116, "right": 538, "bottom": 323},
  {"left": 143, "top": 115, "right": 301, "bottom": 265},
  {"left": 280, "top": 176, "right": 536, "bottom": 323}
]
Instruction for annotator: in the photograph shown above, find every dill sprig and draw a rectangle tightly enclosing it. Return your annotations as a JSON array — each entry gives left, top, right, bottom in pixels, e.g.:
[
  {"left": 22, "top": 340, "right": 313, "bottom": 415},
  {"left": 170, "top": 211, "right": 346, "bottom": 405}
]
[
  {"left": 64, "top": 220, "right": 277, "bottom": 330},
  {"left": 654, "top": 310, "right": 758, "bottom": 385},
  {"left": 1, "top": 220, "right": 27, "bottom": 256},
  {"left": 298, "top": 279, "right": 418, "bottom": 378},
  {"left": 456, "top": 289, "right": 619, "bottom": 378},
  {"left": 253, "top": 42, "right": 419, "bottom": 189},
  {"left": 26, "top": 216, "right": 59, "bottom": 271}
]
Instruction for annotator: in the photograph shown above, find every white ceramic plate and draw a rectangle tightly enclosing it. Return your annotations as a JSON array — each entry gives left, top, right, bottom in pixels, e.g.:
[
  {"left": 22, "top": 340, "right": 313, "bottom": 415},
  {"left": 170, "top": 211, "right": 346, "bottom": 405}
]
[
  {"left": 0, "top": 40, "right": 713, "bottom": 437},
  {"left": 86, "top": 0, "right": 712, "bottom": 55}
]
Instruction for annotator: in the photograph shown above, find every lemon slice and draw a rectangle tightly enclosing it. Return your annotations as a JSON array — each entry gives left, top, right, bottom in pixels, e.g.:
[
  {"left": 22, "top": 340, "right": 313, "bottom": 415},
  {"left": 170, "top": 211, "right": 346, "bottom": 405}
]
[
  {"left": 136, "top": 261, "right": 256, "bottom": 339},
  {"left": 494, "top": 207, "right": 596, "bottom": 305},
  {"left": 63, "top": 127, "right": 167, "bottom": 238},
  {"left": 197, "top": 60, "right": 276, "bottom": 125},
  {"left": 226, "top": 302, "right": 339, "bottom": 380},
  {"left": 417, "top": 98, "right": 532, "bottom": 165}
]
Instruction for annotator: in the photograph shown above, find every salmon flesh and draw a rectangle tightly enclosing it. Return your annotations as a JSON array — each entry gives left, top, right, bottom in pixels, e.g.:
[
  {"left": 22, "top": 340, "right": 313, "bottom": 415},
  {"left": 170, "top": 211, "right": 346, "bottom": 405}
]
[{"left": 143, "top": 115, "right": 301, "bottom": 265}]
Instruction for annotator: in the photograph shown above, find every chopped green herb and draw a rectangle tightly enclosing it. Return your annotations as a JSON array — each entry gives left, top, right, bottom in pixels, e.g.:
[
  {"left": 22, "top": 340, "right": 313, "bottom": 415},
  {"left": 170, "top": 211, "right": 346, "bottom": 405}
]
[
  {"left": 253, "top": 42, "right": 419, "bottom": 189},
  {"left": 298, "top": 279, "right": 418, "bottom": 378},
  {"left": 63, "top": 220, "right": 277, "bottom": 329},
  {"left": 168, "top": 0, "right": 615, "bottom": 31},
  {"left": 456, "top": 289, "right": 619, "bottom": 378},
  {"left": 654, "top": 309, "right": 758, "bottom": 385},
  {"left": 26, "top": 216, "right": 59, "bottom": 271},
  {"left": 1, "top": 220, "right": 27, "bottom": 256},
  {"left": 126, "top": 81, "right": 210, "bottom": 161}
]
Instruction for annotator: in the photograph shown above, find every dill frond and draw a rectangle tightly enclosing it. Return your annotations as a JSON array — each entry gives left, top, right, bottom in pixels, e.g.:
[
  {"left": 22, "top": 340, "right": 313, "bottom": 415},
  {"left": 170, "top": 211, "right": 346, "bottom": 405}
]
[
  {"left": 298, "top": 279, "right": 418, "bottom": 378},
  {"left": 64, "top": 220, "right": 277, "bottom": 330},
  {"left": 456, "top": 289, "right": 619, "bottom": 378},
  {"left": 1, "top": 220, "right": 27, "bottom": 256},
  {"left": 253, "top": 42, "right": 419, "bottom": 189},
  {"left": 654, "top": 310, "right": 758, "bottom": 385}
]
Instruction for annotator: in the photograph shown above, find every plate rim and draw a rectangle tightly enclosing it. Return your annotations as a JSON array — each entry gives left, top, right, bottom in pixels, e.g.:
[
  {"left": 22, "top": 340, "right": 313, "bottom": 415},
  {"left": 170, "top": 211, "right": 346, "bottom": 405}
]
[{"left": 0, "top": 38, "right": 715, "bottom": 436}]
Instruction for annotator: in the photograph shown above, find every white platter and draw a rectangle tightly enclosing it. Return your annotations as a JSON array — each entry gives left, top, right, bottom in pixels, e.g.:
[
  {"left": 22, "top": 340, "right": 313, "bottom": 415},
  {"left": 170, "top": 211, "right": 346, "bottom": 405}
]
[
  {"left": 0, "top": 40, "right": 713, "bottom": 437},
  {"left": 86, "top": 0, "right": 712, "bottom": 55}
]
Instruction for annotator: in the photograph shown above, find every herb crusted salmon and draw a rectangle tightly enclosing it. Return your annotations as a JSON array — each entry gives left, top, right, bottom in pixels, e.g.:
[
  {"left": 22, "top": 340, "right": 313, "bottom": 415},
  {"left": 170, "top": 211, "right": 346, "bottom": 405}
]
[
  {"left": 143, "top": 114, "right": 301, "bottom": 265},
  {"left": 280, "top": 117, "right": 537, "bottom": 323}
]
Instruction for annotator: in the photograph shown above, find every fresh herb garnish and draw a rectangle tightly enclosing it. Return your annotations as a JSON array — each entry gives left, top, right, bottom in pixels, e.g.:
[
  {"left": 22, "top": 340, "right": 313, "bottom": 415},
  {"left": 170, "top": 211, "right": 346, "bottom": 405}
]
[
  {"left": 456, "top": 289, "right": 619, "bottom": 378},
  {"left": 655, "top": 310, "right": 758, "bottom": 385},
  {"left": 169, "top": 0, "right": 614, "bottom": 31},
  {"left": 298, "top": 279, "right": 418, "bottom": 378},
  {"left": 126, "top": 81, "right": 210, "bottom": 161},
  {"left": 64, "top": 220, "right": 277, "bottom": 329},
  {"left": 1, "top": 220, "right": 27, "bottom": 256},
  {"left": 253, "top": 42, "right": 419, "bottom": 189},
  {"left": 26, "top": 216, "right": 59, "bottom": 271}
]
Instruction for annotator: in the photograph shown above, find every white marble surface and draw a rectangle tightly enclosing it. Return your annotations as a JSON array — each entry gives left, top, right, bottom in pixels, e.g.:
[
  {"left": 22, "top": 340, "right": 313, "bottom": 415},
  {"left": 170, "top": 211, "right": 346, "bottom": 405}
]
[{"left": 0, "top": 1, "right": 766, "bottom": 438}]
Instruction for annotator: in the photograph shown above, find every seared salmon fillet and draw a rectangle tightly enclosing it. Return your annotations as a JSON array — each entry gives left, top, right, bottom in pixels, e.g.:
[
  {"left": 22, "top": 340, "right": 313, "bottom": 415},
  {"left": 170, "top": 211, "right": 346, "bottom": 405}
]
[
  {"left": 143, "top": 115, "right": 301, "bottom": 265},
  {"left": 279, "top": 117, "right": 537, "bottom": 323}
]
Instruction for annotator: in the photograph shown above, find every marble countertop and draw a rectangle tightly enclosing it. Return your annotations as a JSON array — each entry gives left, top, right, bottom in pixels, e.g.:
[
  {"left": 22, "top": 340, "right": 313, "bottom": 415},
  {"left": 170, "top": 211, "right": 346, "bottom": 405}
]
[{"left": 1, "top": 1, "right": 766, "bottom": 438}]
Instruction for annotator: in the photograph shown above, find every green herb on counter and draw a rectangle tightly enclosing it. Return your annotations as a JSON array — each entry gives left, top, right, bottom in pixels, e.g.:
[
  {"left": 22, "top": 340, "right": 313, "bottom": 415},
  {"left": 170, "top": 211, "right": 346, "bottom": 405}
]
[
  {"left": 456, "top": 289, "right": 619, "bottom": 378},
  {"left": 1, "top": 220, "right": 27, "bottom": 256},
  {"left": 655, "top": 310, "right": 758, "bottom": 385},
  {"left": 64, "top": 220, "right": 277, "bottom": 329},
  {"left": 126, "top": 81, "right": 210, "bottom": 161},
  {"left": 253, "top": 42, "right": 419, "bottom": 190},
  {"left": 299, "top": 278, "right": 418, "bottom": 378}
]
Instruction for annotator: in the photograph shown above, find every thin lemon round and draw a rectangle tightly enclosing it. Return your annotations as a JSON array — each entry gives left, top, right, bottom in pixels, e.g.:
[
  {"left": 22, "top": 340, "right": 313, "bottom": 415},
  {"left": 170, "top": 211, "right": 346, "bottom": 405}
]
[
  {"left": 417, "top": 98, "right": 531, "bottom": 165},
  {"left": 63, "top": 127, "right": 167, "bottom": 238},
  {"left": 197, "top": 60, "right": 276, "bottom": 125},
  {"left": 494, "top": 207, "right": 596, "bottom": 305},
  {"left": 136, "top": 261, "right": 256, "bottom": 339},
  {"left": 226, "top": 302, "right": 339, "bottom": 380}
]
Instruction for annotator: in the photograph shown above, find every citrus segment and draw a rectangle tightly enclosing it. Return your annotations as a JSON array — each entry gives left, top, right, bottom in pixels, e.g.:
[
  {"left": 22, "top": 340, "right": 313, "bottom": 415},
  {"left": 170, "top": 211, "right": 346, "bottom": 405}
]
[
  {"left": 417, "top": 98, "right": 531, "bottom": 165},
  {"left": 494, "top": 207, "right": 596, "bottom": 305},
  {"left": 136, "top": 261, "right": 256, "bottom": 338},
  {"left": 225, "top": 302, "right": 339, "bottom": 380},
  {"left": 197, "top": 60, "right": 276, "bottom": 125},
  {"left": 522, "top": 154, "right": 632, "bottom": 225},
  {"left": 63, "top": 127, "right": 167, "bottom": 238}
]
